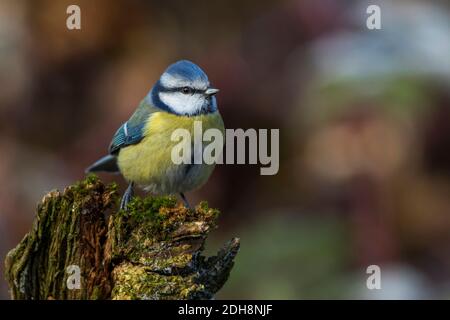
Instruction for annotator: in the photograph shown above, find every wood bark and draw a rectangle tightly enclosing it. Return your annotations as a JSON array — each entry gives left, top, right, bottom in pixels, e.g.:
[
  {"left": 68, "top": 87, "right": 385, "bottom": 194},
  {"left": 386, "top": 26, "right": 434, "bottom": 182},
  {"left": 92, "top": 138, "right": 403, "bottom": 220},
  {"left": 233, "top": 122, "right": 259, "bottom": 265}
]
[{"left": 4, "top": 176, "right": 239, "bottom": 300}]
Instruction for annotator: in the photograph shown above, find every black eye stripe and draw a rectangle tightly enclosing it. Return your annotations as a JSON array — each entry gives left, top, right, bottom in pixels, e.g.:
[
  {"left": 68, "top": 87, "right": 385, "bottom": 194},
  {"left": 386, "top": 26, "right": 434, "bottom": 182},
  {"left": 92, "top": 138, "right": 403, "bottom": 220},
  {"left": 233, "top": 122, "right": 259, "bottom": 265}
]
[{"left": 162, "top": 86, "right": 205, "bottom": 94}]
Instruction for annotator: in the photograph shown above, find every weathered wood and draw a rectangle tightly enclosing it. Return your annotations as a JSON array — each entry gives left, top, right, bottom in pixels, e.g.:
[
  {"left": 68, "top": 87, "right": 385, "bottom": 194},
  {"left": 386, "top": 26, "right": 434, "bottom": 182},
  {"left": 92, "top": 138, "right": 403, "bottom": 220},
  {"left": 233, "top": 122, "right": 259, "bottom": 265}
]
[{"left": 4, "top": 175, "right": 239, "bottom": 300}]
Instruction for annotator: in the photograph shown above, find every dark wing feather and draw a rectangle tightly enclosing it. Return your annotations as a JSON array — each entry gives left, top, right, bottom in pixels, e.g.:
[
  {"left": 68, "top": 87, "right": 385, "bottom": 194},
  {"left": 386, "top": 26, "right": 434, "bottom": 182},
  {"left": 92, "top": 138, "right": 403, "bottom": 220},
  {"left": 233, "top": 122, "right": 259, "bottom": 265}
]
[
  {"left": 108, "top": 100, "right": 157, "bottom": 154},
  {"left": 109, "top": 122, "right": 146, "bottom": 154}
]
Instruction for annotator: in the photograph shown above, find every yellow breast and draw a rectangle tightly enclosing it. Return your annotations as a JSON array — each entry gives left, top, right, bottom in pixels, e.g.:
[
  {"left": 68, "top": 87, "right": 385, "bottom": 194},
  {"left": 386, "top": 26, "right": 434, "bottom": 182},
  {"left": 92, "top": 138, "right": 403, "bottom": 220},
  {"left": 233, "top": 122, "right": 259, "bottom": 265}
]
[{"left": 117, "top": 111, "right": 224, "bottom": 194}]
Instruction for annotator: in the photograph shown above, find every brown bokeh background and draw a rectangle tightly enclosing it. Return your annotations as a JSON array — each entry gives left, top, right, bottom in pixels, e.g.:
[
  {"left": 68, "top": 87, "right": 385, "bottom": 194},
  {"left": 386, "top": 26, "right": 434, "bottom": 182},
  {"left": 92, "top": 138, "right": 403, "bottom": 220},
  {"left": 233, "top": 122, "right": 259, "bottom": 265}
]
[{"left": 1, "top": 0, "right": 450, "bottom": 299}]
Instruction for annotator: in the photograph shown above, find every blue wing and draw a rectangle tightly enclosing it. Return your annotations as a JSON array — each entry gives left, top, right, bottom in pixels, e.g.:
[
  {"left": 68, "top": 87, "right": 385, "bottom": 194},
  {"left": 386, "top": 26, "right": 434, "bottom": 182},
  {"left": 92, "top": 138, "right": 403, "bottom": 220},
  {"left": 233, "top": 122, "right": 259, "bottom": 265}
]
[
  {"left": 108, "top": 100, "right": 157, "bottom": 154},
  {"left": 109, "top": 121, "right": 146, "bottom": 154}
]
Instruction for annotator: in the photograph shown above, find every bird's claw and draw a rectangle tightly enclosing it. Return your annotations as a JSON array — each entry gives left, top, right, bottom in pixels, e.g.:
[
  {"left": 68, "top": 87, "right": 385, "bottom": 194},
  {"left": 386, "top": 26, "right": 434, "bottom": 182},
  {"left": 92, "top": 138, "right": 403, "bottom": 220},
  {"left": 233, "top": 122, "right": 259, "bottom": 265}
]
[{"left": 120, "top": 182, "right": 135, "bottom": 211}]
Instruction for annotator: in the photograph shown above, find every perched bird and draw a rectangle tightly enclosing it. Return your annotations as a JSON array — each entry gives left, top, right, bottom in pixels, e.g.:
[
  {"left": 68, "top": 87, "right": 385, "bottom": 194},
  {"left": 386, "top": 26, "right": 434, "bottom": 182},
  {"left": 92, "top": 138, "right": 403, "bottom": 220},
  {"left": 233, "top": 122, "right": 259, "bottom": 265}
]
[{"left": 86, "top": 60, "right": 224, "bottom": 209}]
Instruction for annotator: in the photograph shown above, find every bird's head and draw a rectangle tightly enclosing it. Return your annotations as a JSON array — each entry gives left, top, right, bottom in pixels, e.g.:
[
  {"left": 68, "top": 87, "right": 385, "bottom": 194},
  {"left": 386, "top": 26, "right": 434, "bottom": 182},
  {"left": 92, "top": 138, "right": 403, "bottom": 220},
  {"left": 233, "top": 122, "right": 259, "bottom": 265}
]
[{"left": 148, "top": 60, "right": 219, "bottom": 116}]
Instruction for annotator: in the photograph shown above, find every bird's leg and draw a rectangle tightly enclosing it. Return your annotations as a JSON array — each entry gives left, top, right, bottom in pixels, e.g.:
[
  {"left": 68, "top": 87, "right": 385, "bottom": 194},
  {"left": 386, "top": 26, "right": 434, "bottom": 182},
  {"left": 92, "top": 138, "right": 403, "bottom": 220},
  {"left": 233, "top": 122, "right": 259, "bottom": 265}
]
[
  {"left": 120, "top": 182, "right": 135, "bottom": 210},
  {"left": 179, "top": 192, "right": 191, "bottom": 209}
]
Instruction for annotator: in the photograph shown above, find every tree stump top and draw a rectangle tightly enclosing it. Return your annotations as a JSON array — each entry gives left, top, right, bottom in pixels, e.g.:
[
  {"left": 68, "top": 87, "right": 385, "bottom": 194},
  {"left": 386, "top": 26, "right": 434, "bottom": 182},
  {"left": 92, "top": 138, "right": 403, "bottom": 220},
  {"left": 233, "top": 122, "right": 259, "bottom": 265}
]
[{"left": 5, "top": 176, "right": 239, "bottom": 300}]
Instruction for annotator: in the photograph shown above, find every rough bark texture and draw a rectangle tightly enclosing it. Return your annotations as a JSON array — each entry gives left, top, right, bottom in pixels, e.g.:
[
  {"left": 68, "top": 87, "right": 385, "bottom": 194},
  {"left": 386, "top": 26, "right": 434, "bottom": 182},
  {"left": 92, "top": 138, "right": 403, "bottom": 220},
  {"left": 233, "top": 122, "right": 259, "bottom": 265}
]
[{"left": 4, "top": 175, "right": 239, "bottom": 300}]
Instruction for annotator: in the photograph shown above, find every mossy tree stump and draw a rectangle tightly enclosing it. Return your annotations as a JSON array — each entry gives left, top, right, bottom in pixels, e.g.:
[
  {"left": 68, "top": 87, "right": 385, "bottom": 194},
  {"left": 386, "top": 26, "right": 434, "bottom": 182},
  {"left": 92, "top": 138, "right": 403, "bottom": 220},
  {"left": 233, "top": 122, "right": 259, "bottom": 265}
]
[{"left": 4, "top": 176, "right": 239, "bottom": 300}]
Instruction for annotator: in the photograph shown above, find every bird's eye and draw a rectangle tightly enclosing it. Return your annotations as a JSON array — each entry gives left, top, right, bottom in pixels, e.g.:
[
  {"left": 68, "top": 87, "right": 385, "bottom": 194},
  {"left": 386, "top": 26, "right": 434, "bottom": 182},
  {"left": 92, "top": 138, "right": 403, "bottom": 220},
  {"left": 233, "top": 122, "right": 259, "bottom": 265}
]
[{"left": 181, "top": 87, "right": 192, "bottom": 94}]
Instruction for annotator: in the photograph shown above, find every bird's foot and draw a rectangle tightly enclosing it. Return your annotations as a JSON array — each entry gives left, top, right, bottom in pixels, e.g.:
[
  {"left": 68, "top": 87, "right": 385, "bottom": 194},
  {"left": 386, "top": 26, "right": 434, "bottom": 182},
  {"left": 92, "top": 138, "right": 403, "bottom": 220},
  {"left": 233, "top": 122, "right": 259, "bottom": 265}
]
[
  {"left": 120, "top": 182, "right": 135, "bottom": 210},
  {"left": 179, "top": 192, "right": 191, "bottom": 209}
]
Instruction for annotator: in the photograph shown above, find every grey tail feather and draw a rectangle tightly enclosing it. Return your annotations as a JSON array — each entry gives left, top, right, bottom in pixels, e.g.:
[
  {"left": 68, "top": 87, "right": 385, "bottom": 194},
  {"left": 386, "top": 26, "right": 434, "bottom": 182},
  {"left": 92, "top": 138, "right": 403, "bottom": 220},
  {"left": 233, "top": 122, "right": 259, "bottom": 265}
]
[{"left": 85, "top": 154, "right": 119, "bottom": 173}]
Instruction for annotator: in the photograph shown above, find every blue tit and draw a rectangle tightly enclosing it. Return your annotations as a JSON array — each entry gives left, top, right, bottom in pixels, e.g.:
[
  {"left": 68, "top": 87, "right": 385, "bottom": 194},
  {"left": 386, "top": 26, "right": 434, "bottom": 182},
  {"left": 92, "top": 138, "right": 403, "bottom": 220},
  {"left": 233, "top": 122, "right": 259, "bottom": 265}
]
[{"left": 86, "top": 60, "right": 224, "bottom": 209}]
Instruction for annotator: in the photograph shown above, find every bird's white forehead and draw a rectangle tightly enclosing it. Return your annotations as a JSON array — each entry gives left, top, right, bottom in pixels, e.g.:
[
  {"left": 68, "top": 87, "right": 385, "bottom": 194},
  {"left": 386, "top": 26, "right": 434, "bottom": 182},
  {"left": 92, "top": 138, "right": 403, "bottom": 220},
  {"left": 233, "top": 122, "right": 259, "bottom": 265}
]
[{"left": 160, "top": 72, "right": 209, "bottom": 90}]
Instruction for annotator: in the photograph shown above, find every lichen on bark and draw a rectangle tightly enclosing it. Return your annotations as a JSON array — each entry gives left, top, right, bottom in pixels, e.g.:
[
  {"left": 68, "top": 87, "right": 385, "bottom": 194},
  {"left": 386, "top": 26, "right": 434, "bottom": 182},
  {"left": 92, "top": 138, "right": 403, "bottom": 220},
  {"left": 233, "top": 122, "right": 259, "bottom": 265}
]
[{"left": 4, "top": 175, "right": 239, "bottom": 300}]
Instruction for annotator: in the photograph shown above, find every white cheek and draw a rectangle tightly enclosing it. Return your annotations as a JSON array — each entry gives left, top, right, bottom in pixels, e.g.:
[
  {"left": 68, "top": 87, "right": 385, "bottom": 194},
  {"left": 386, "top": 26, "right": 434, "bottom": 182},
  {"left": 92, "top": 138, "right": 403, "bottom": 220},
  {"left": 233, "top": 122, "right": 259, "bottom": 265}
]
[{"left": 159, "top": 92, "right": 205, "bottom": 115}]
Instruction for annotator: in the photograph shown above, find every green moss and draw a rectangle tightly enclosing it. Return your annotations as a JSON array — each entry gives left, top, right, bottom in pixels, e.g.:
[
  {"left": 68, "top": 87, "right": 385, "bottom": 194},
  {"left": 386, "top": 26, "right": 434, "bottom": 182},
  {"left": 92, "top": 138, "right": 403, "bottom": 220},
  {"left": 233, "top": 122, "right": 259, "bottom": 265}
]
[
  {"left": 6, "top": 175, "right": 237, "bottom": 300},
  {"left": 111, "top": 262, "right": 203, "bottom": 300},
  {"left": 109, "top": 195, "right": 218, "bottom": 271},
  {"left": 5, "top": 175, "right": 119, "bottom": 299},
  {"left": 114, "top": 195, "right": 219, "bottom": 244},
  {"left": 106, "top": 194, "right": 226, "bottom": 299},
  {"left": 68, "top": 174, "right": 119, "bottom": 204}
]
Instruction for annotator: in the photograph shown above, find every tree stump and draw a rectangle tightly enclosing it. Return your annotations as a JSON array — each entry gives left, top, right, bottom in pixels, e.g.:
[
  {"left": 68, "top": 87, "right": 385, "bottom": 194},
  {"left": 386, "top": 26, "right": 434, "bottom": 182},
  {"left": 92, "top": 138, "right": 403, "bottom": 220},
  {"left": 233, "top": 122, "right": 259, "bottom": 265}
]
[{"left": 4, "top": 175, "right": 239, "bottom": 300}]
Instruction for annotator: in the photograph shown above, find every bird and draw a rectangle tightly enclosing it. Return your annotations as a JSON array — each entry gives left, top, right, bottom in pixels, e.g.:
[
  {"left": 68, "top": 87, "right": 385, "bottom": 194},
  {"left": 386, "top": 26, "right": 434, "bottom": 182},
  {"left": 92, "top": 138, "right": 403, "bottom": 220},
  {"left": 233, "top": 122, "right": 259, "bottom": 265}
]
[{"left": 86, "top": 60, "right": 224, "bottom": 210}]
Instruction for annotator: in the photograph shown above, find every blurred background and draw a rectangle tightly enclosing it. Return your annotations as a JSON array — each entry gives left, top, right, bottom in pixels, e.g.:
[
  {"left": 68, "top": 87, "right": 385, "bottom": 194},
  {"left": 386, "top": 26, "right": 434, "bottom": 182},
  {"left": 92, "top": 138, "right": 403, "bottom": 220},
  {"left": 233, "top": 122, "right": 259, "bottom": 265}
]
[{"left": 1, "top": 0, "right": 450, "bottom": 299}]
